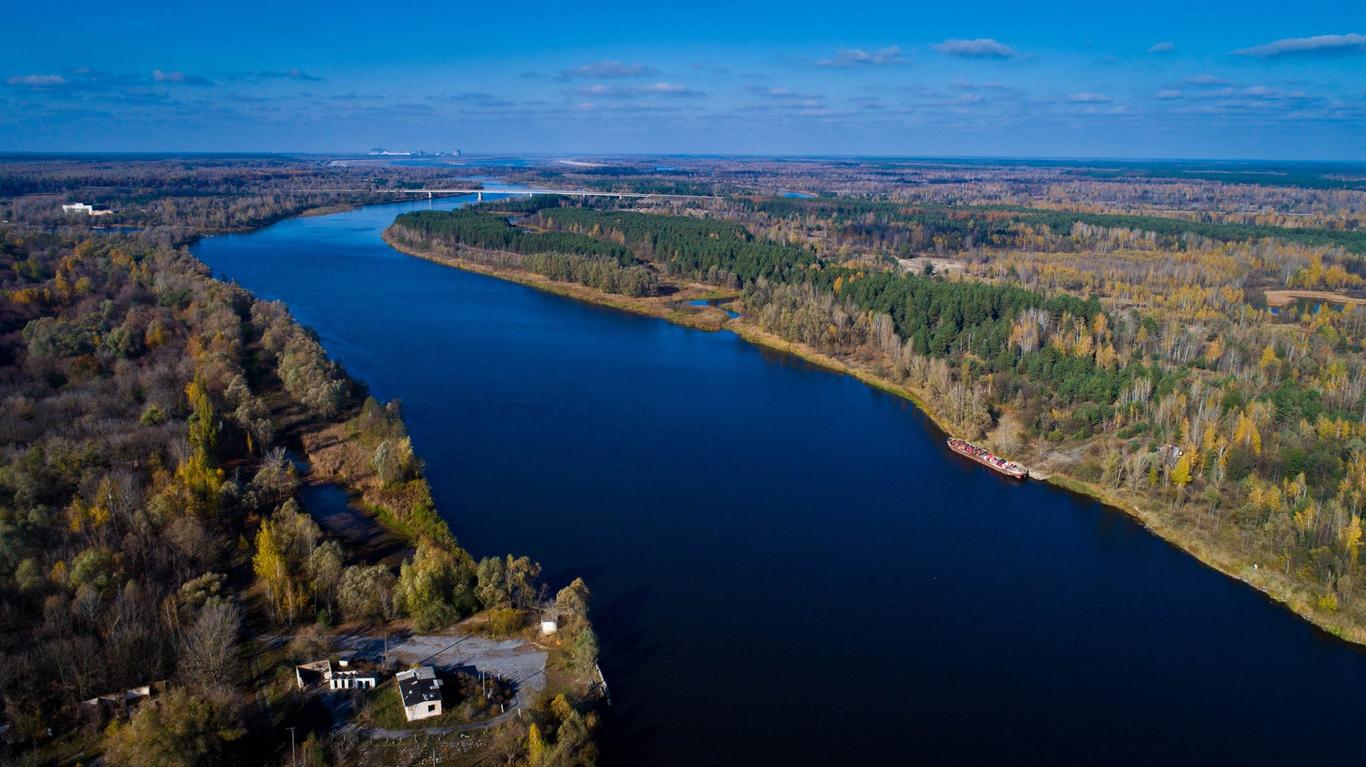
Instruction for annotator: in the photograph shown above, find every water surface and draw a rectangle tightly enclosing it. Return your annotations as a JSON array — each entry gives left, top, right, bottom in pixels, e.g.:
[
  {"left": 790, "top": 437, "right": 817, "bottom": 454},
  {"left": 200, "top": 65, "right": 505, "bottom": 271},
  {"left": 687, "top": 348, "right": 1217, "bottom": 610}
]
[{"left": 196, "top": 198, "right": 1366, "bottom": 765}]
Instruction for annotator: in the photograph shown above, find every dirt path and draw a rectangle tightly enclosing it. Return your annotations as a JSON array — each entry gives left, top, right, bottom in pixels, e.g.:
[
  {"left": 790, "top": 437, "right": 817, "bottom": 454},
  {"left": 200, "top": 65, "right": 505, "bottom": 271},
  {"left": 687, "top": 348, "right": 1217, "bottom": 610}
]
[{"left": 344, "top": 708, "right": 519, "bottom": 740}]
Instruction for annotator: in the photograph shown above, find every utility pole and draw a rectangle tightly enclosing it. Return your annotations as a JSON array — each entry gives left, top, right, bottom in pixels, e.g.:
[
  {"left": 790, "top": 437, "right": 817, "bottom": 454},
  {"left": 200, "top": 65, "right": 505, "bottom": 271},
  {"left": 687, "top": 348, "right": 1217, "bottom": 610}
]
[{"left": 287, "top": 726, "right": 297, "bottom": 767}]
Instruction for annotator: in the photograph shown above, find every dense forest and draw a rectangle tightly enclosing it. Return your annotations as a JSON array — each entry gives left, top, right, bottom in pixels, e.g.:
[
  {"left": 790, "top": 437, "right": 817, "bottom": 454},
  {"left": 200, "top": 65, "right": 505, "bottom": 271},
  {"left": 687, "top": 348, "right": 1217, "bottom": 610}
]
[
  {"left": 747, "top": 198, "right": 1366, "bottom": 257},
  {"left": 389, "top": 209, "right": 661, "bottom": 297},
  {"left": 397, "top": 193, "right": 1366, "bottom": 642},
  {"left": 0, "top": 165, "right": 603, "bottom": 766},
  {"left": 9, "top": 151, "right": 1366, "bottom": 761}
]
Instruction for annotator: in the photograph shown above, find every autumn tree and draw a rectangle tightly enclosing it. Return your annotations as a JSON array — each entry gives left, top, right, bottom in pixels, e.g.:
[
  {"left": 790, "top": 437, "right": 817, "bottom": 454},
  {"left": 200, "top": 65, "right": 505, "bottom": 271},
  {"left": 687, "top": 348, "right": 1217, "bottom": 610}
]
[
  {"left": 337, "top": 564, "right": 397, "bottom": 624},
  {"left": 252, "top": 500, "right": 321, "bottom": 623},
  {"left": 175, "top": 373, "right": 224, "bottom": 517},
  {"left": 104, "top": 689, "right": 244, "bottom": 767},
  {"left": 396, "top": 540, "right": 478, "bottom": 630},
  {"left": 476, "top": 556, "right": 510, "bottom": 608}
]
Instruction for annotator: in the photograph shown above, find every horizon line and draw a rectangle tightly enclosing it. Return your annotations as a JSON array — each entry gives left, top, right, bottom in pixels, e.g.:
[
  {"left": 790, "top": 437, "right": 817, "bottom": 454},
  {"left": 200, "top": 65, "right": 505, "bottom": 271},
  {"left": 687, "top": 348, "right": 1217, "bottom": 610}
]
[{"left": 3, "top": 150, "right": 1366, "bottom": 166}]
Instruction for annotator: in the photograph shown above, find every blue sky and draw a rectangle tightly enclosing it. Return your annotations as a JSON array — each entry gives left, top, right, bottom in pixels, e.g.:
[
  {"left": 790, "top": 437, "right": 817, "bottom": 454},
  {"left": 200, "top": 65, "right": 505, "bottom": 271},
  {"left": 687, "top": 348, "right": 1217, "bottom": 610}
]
[{"left": 2, "top": 0, "right": 1364, "bottom": 159}]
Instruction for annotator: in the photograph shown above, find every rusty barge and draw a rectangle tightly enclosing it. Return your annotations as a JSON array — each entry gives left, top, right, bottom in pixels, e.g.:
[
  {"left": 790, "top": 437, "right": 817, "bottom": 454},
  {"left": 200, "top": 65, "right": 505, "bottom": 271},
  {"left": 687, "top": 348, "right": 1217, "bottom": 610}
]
[{"left": 947, "top": 437, "right": 1029, "bottom": 479}]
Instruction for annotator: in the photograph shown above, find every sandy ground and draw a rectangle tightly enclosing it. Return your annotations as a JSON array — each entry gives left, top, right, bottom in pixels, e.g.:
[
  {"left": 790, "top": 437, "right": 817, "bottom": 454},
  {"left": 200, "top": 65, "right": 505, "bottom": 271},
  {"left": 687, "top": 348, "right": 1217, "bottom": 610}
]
[{"left": 1264, "top": 289, "right": 1366, "bottom": 307}]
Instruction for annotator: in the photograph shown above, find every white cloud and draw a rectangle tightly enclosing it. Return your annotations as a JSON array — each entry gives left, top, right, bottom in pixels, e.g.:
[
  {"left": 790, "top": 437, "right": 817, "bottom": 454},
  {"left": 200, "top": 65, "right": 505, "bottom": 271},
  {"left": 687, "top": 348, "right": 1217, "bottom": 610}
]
[
  {"left": 1185, "top": 74, "right": 1231, "bottom": 86},
  {"left": 747, "top": 86, "right": 823, "bottom": 101},
  {"left": 1156, "top": 89, "right": 1183, "bottom": 100},
  {"left": 817, "top": 46, "right": 906, "bottom": 68},
  {"left": 642, "top": 81, "right": 697, "bottom": 95},
  {"left": 5, "top": 74, "right": 66, "bottom": 87},
  {"left": 1234, "top": 33, "right": 1366, "bottom": 57},
  {"left": 1148, "top": 41, "right": 1176, "bottom": 53},
  {"left": 252, "top": 68, "right": 322, "bottom": 81},
  {"left": 933, "top": 39, "right": 1017, "bottom": 59},
  {"left": 5, "top": 74, "right": 65, "bottom": 86},
  {"left": 153, "top": 69, "right": 211, "bottom": 85},
  {"left": 1069, "top": 92, "right": 1111, "bottom": 103},
  {"left": 574, "top": 81, "right": 701, "bottom": 98},
  {"left": 560, "top": 60, "right": 657, "bottom": 79}
]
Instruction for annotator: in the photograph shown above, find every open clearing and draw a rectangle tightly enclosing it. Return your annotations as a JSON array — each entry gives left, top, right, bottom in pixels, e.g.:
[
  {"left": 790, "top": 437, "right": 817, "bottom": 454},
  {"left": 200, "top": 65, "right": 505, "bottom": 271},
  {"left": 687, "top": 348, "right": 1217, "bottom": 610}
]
[{"left": 1264, "top": 289, "right": 1366, "bottom": 308}]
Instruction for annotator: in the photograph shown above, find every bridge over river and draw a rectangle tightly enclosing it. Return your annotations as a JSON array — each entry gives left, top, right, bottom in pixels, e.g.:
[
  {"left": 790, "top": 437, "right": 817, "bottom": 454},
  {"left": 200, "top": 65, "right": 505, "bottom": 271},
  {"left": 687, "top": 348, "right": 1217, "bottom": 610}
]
[{"left": 308, "top": 187, "right": 719, "bottom": 202}]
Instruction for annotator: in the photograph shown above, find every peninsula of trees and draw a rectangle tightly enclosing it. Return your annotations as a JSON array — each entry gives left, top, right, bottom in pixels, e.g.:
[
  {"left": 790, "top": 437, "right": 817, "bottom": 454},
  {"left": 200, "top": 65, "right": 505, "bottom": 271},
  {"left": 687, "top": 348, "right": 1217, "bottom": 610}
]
[{"left": 0, "top": 159, "right": 603, "bottom": 767}]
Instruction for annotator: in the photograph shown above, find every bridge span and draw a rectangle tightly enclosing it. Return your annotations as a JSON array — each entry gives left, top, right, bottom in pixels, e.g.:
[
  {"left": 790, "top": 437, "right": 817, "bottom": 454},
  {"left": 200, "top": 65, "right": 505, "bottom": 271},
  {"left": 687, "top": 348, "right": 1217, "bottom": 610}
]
[{"left": 312, "top": 187, "right": 719, "bottom": 202}]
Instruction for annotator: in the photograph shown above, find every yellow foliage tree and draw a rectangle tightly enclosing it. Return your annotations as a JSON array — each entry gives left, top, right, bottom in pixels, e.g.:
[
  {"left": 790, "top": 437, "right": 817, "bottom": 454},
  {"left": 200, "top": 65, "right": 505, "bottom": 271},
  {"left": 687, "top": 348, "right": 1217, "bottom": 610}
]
[
  {"left": 1259, "top": 345, "right": 1279, "bottom": 375},
  {"left": 1171, "top": 450, "right": 1194, "bottom": 492},
  {"left": 1233, "top": 410, "right": 1262, "bottom": 455},
  {"left": 253, "top": 523, "right": 306, "bottom": 622},
  {"left": 527, "top": 722, "right": 547, "bottom": 766},
  {"left": 1343, "top": 516, "right": 1363, "bottom": 565},
  {"left": 1204, "top": 336, "right": 1223, "bottom": 365}
]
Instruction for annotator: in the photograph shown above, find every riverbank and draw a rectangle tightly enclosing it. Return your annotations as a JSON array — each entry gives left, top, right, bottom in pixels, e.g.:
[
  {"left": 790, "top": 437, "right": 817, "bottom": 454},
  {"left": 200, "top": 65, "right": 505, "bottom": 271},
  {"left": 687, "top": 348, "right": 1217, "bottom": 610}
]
[
  {"left": 386, "top": 234, "right": 1366, "bottom": 647},
  {"left": 382, "top": 230, "right": 734, "bottom": 332}
]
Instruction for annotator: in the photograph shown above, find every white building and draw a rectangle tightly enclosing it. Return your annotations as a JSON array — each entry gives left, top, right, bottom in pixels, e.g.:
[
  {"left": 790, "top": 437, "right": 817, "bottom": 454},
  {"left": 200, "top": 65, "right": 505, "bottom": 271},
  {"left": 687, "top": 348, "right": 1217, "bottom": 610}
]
[
  {"left": 295, "top": 659, "right": 378, "bottom": 691},
  {"left": 396, "top": 666, "right": 443, "bottom": 721},
  {"left": 328, "top": 668, "right": 378, "bottom": 691},
  {"left": 62, "top": 202, "right": 113, "bottom": 216}
]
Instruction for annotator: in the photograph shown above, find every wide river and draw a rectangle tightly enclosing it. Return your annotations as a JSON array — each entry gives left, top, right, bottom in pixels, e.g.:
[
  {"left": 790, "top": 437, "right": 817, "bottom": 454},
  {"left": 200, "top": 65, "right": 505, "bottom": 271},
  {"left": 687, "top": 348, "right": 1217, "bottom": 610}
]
[{"left": 196, "top": 197, "right": 1366, "bottom": 765}]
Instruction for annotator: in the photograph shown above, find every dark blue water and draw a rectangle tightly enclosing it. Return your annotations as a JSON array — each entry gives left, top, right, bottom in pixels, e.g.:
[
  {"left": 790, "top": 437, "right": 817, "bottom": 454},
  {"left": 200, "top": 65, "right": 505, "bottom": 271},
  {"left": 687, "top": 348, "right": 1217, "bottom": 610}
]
[{"left": 196, "top": 199, "right": 1366, "bottom": 765}]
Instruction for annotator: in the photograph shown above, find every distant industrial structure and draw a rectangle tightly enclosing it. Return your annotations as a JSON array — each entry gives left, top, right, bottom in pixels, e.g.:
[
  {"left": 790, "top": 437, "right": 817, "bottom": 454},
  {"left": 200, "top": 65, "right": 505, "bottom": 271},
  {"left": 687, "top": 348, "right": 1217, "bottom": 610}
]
[
  {"left": 366, "top": 148, "right": 461, "bottom": 158},
  {"left": 62, "top": 202, "right": 113, "bottom": 216}
]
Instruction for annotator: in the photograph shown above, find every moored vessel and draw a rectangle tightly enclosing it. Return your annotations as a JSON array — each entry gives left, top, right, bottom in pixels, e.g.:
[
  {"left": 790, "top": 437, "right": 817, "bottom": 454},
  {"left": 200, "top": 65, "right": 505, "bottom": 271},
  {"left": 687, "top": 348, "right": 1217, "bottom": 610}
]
[{"left": 947, "top": 437, "right": 1029, "bottom": 479}]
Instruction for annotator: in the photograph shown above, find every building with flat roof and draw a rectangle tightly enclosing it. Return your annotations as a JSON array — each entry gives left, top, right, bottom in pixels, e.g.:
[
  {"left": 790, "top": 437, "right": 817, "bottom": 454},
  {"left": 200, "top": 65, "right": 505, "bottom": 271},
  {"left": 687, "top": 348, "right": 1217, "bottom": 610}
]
[
  {"left": 295, "top": 658, "right": 378, "bottom": 691},
  {"left": 61, "top": 202, "right": 113, "bottom": 216},
  {"left": 396, "top": 666, "right": 444, "bottom": 721}
]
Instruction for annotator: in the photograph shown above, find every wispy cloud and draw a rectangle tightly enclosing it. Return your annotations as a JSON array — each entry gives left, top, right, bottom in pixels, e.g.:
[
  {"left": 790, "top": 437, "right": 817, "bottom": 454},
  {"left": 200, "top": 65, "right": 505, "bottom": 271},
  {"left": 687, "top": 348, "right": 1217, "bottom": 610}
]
[
  {"left": 1234, "top": 33, "right": 1366, "bottom": 58},
  {"left": 1148, "top": 41, "right": 1176, "bottom": 53},
  {"left": 575, "top": 81, "right": 702, "bottom": 98},
  {"left": 746, "top": 86, "right": 824, "bottom": 101},
  {"left": 953, "top": 80, "right": 1018, "bottom": 94},
  {"left": 817, "top": 46, "right": 906, "bottom": 68},
  {"left": 4, "top": 67, "right": 141, "bottom": 92},
  {"left": 425, "top": 92, "right": 517, "bottom": 109},
  {"left": 740, "top": 86, "right": 829, "bottom": 114},
  {"left": 933, "top": 38, "right": 1017, "bottom": 59},
  {"left": 1156, "top": 89, "right": 1183, "bottom": 100},
  {"left": 1232, "top": 85, "right": 1309, "bottom": 101},
  {"left": 642, "top": 81, "right": 701, "bottom": 96},
  {"left": 152, "top": 69, "right": 213, "bottom": 86},
  {"left": 559, "top": 60, "right": 656, "bottom": 79},
  {"left": 5, "top": 74, "right": 67, "bottom": 87},
  {"left": 1069, "top": 92, "right": 1111, "bottom": 103},
  {"left": 570, "top": 101, "right": 686, "bottom": 115},
  {"left": 1185, "top": 74, "right": 1231, "bottom": 86},
  {"left": 254, "top": 68, "right": 322, "bottom": 81}
]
